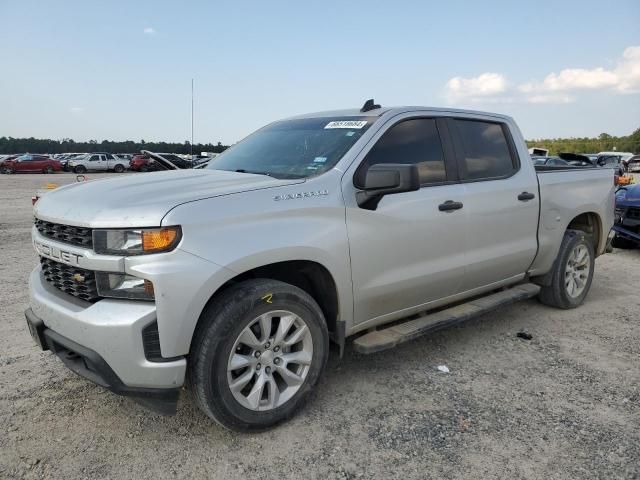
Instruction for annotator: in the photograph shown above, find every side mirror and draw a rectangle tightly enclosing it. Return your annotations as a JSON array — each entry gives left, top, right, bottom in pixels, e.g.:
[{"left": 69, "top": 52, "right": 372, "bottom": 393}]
[{"left": 355, "top": 163, "right": 420, "bottom": 209}]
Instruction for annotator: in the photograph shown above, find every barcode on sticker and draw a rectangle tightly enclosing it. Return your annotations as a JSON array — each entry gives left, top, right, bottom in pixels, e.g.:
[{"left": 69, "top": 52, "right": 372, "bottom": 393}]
[{"left": 324, "top": 120, "right": 368, "bottom": 129}]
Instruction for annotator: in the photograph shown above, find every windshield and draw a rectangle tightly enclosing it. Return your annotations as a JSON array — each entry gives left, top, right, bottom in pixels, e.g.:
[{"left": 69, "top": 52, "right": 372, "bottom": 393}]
[{"left": 209, "top": 116, "right": 375, "bottom": 179}]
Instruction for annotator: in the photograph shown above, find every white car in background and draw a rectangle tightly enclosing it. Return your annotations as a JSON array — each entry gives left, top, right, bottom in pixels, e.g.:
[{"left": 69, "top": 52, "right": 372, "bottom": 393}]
[{"left": 67, "top": 153, "right": 129, "bottom": 173}]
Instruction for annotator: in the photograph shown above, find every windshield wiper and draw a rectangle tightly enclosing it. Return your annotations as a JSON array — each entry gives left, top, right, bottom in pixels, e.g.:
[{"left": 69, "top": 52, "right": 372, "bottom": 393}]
[{"left": 234, "top": 169, "right": 272, "bottom": 177}]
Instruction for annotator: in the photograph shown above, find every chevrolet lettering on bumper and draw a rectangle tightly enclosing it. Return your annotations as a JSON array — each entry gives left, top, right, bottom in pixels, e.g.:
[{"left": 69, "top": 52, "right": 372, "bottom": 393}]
[{"left": 33, "top": 239, "right": 83, "bottom": 265}]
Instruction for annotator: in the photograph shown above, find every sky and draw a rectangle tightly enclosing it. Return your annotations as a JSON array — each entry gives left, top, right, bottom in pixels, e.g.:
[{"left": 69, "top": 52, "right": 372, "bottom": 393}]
[{"left": 0, "top": 0, "right": 639, "bottom": 145}]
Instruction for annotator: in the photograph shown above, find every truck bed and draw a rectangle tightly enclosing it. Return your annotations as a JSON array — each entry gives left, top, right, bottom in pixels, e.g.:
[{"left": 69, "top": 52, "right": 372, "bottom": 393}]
[{"left": 528, "top": 166, "right": 615, "bottom": 276}]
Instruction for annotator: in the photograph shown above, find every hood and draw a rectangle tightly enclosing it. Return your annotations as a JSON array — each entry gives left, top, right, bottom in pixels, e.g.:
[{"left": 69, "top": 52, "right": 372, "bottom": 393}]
[{"left": 34, "top": 169, "right": 302, "bottom": 228}]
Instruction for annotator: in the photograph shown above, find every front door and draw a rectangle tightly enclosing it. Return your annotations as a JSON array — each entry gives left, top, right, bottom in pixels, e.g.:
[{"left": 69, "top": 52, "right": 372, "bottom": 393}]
[{"left": 344, "top": 116, "right": 468, "bottom": 328}]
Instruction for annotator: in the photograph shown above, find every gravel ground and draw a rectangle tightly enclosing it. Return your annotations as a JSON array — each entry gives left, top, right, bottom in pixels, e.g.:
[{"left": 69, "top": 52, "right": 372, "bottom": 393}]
[{"left": 1, "top": 173, "right": 638, "bottom": 480}]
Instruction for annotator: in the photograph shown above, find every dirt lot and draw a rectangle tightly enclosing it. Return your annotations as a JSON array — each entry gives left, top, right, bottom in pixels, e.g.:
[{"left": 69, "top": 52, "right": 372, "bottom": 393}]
[{"left": 0, "top": 172, "right": 638, "bottom": 479}]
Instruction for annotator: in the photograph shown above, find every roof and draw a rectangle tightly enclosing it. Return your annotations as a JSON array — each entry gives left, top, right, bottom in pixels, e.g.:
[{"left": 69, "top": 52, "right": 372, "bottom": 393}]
[{"left": 285, "top": 106, "right": 513, "bottom": 122}]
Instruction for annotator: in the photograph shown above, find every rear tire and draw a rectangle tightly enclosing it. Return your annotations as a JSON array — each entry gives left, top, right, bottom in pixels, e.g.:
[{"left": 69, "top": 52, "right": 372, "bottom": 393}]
[
  {"left": 188, "top": 279, "right": 329, "bottom": 432},
  {"left": 74, "top": 165, "right": 87, "bottom": 174},
  {"left": 538, "top": 229, "right": 595, "bottom": 309},
  {"left": 114, "top": 164, "right": 125, "bottom": 173},
  {"left": 44, "top": 166, "right": 54, "bottom": 174}
]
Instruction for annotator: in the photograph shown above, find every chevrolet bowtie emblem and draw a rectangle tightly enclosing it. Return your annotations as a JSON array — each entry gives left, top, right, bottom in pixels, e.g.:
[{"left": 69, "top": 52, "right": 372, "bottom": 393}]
[{"left": 72, "top": 273, "right": 86, "bottom": 283}]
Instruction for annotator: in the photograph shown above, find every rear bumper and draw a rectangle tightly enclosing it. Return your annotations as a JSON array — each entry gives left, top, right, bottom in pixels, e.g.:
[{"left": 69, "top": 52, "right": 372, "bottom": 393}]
[{"left": 25, "top": 308, "right": 180, "bottom": 414}]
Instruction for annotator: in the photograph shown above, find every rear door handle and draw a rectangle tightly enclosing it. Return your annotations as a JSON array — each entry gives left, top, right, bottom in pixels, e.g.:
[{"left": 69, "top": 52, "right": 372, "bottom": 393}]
[
  {"left": 518, "top": 192, "right": 535, "bottom": 201},
  {"left": 438, "top": 200, "right": 464, "bottom": 212}
]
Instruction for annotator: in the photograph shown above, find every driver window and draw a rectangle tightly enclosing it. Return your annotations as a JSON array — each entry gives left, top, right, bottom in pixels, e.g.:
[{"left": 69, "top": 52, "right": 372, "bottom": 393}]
[
  {"left": 89, "top": 155, "right": 99, "bottom": 162},
  {"left": 358, "top": 118, "right": 446, "bottom": 186}
]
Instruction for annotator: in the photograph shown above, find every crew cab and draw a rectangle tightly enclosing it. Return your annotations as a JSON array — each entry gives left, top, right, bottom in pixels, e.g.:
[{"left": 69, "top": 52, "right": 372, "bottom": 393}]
[
  {"left": 26, "top": 103, "right": 614, "bottom": 431},
  {"left": 67, "top": 153, "right": 129, "bottom": 173}
]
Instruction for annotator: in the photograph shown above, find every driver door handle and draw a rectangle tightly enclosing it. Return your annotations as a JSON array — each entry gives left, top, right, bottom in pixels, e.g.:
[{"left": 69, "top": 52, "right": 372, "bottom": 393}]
[
  {"left": 518, "top": 192, "right": 535, "bottom": 201},
  {"left": 438, "top": 200, "right": 464, "bottom": 212}
]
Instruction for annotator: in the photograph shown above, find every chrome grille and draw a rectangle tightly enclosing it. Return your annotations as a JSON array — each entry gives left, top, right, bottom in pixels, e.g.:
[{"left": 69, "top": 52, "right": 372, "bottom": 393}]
[
  {"left": 40, "top": 257, "right": 100, "bottom": 302},
  {"left": 35, "top": 218, "right": 93, "bottom": 248}
]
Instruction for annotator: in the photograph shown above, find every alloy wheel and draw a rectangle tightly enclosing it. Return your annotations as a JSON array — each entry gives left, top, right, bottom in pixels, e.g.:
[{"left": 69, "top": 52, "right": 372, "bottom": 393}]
[
  {"left": 227, "top": 310, "right": 313, "bottom": 411},
  {"left": 565, "top": 244, "right": 591, "bottom": 298}
]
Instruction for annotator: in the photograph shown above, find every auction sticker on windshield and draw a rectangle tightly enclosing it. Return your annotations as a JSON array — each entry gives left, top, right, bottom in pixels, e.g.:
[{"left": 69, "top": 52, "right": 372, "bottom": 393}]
[{"left": 324, "top": 120, "right": 368, "bottom": 129}]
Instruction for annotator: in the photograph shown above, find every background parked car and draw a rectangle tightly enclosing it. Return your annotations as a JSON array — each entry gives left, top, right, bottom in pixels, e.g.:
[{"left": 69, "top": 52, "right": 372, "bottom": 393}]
[
  {"left": 612, "top": 183, "right": 640, "bottom": 249},
  {"left": 67, "top": 153, "right": 129, "bottom": 173},
  {"left": 530, "top": 156, "right": 571, "bottom": 167},
  {"left": 626, "top": 155, "right": 640, "bottom": 173},
  {"left": 129, "top": 152, "right": 193, "bottom": 171},
  {"left": 0, "top": 154, "right": 61, "bottom": 174},
  {"left": 595, "top": 154, "right": 625, "bottom": 175},
  {"left": 58, "top": 153, "right": 86, "bottom": 171},
  {"left": 559, "top": 152, "right": 596, "bottom": 167}
]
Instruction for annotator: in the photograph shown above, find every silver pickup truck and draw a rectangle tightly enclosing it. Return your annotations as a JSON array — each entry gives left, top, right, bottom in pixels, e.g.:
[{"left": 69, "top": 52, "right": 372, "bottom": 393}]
[{"left": 26, "top": 103, "right": 614, "bottom": 431}]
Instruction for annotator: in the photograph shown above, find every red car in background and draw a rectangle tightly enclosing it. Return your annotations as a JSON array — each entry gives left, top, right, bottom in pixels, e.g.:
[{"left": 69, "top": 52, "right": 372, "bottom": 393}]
[{"left": 0, "top": 154, "right": 62, "bottom": 174}]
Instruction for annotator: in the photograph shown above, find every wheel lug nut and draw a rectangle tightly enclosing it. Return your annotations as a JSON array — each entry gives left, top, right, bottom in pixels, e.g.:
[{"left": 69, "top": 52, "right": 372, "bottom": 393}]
[
  {"left": 256, "top": 363, "right": 261, "bottom": 370},
  {"left": 254, "top": 351, "right": 261, "bottom": 358},
  {"left": 274, "top": 358, "right": 281, "bottom": 365},
  {"left": 265, "top": 342, "right": 271, "bottom": 349},
  {"left": 273, "top": 346, "right": 280, "bottom": 352},
  {"left": 265, "top": 366, "right": 271, "bottom": 374}
]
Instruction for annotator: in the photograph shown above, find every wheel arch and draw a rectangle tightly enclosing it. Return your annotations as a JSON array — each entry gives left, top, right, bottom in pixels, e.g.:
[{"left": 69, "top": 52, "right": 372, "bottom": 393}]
[
  {"left": 532, "top": 210, "right": 603, "bottom": 287},
  {"left": 566, "top": 211, "right": 604, "bottom": 255},
  {"left": 190, "top": 260, "right": 342, "bottom": 354}
]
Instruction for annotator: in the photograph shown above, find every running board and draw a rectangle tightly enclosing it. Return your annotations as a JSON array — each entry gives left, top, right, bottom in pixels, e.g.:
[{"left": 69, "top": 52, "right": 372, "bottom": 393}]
[{"left": 352, "top": 283, "right": 541, "bottom": 354}]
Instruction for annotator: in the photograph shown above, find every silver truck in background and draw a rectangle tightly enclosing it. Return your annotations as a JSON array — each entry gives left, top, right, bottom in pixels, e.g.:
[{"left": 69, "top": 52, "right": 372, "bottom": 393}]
[{"left": 26, "top": 102, "right": 614, "bottom": 431}]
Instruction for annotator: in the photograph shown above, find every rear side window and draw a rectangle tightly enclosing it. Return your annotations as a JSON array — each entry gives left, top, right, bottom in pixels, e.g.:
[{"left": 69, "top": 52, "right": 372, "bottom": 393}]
[
  {"left": 452, "top": 120, "right": 516, "bottom": 180},
  {"left": 358, "top": 118, "right": 446, "bottom": 185}
]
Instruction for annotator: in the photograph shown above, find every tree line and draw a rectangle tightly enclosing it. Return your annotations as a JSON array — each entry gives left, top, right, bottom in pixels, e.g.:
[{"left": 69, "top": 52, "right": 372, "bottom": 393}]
[
  {"left": 0, "top": 137, "right": 229, "bottom": 155},
  {"left": 526, "top": 128, "right": 640, "bottom": 156},
  {"left": 1, "top": 127, "right": 638, "bottom": 156}
]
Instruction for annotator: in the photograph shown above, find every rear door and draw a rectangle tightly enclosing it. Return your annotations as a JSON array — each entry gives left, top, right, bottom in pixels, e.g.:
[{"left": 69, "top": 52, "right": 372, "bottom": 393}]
[
  {"left": 447, "top": 118, "right": 539, "bottom": 292},
  {"left": 344, "top": 116, "right": 468, "bottom": 327}
]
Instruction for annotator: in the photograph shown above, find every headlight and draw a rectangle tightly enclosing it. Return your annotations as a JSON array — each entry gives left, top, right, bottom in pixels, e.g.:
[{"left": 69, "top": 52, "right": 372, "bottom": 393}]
[
  {"left": 96, "top": 272, "right": 154, "bottom": 301},
  {"left": 93, "top": 226, "right": 181, "bottom": 255}
]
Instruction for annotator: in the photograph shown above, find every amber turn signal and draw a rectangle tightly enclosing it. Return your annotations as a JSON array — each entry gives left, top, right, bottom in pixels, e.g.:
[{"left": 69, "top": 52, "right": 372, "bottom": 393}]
[{"left": 142, "top": 227, "right": 181, "bottom": 253}]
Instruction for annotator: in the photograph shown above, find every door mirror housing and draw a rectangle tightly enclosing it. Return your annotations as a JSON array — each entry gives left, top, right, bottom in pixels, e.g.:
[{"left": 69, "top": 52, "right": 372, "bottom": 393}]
[{"left": 355, "top": 163, "right": 420, "bottom": 210}]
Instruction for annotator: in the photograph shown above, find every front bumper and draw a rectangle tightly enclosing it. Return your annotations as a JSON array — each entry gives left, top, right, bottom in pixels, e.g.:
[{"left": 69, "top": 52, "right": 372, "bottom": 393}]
[
  {"left": 25, "top": 308, "right": 180, "bottom": 414},
  {"left": 28, "top": 267, "right": 187, "bottom": 391},
  {"left": 613, "top": 224, "right": 640, "bottom": 245}
]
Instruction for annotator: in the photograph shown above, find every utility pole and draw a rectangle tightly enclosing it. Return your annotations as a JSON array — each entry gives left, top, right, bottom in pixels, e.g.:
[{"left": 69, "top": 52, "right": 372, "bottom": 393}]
[{"left": 190, "top": 78, "right": 194, "bottom": 159}]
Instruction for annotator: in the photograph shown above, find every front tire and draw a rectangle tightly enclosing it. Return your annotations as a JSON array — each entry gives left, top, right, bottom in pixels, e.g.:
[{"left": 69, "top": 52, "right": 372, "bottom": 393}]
[
  {"left": 74, "top": 165, "right": 87, "bottom": 174},
  {"left": 114, "top": 164, "right": 125, "bottom": 173},
  {"left": 538, "top": 229, "right": 595, "bottom": 309},
  {"left": 44, "top": 166, "right": 54, "bottom": 174},
  {"left": 188, "top": 279, "right": 329, "bottom": 431}
]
